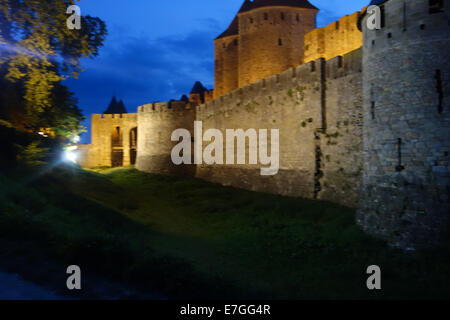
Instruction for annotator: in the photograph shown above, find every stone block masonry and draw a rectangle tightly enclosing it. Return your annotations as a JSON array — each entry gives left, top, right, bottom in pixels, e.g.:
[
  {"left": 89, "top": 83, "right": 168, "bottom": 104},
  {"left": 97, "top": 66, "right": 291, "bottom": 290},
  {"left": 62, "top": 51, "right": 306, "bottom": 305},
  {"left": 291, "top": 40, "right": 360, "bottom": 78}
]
[
  {"left": 357, "top": 0, "right": 450, "bottom": 249},
  {"left": 196, "top": 49, "right": 363, "bottom": 208},
  {"left": 136, "top": 102, "right": 196, "bottom": 177},
  {"left": 303, "top": 11, "right": 363, "bottom": 64},
  {"left": 78, "top": 113, "right": 137, "bottom": 168}
]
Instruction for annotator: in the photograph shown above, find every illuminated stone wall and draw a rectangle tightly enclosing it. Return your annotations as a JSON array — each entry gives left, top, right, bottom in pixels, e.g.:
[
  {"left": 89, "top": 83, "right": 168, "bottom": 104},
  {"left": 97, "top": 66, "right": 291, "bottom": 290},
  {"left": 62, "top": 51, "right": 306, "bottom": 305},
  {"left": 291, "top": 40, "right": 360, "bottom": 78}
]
[
  {"left": 303, "top": 11, "right": 363, "bottom": 63},
  {"left": 136, "top": 102, "right": 196, "bottom": 176},
  {"left": 197, "top": 49, "right": 363, "bottom": 207},
  {"left": 77, "top": 113, "right": 137, "bottom": 168}
]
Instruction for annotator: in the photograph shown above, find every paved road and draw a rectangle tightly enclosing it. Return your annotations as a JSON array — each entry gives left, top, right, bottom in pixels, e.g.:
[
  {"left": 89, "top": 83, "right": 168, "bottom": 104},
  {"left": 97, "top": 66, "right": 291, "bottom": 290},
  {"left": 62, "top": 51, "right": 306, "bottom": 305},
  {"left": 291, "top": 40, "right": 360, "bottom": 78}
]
[{"left": 0, "top": 271, "right": 61, "bottom": 300}]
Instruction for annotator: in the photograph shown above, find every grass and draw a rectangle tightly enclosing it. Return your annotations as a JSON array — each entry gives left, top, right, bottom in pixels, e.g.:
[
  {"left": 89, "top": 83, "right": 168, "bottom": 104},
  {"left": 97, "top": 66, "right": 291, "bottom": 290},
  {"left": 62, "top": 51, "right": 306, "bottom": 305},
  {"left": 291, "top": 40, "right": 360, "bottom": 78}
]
[{"left": 1, "top": 165, "right": 450, "bottom": 299}]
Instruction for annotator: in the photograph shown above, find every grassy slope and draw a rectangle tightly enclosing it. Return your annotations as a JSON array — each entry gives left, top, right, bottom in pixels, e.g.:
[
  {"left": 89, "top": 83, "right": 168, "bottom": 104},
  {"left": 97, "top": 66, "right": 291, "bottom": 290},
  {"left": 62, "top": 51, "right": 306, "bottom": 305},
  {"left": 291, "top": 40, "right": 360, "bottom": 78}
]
[{"left": 1, "top": 166, "right": 450, "bottom": 299}]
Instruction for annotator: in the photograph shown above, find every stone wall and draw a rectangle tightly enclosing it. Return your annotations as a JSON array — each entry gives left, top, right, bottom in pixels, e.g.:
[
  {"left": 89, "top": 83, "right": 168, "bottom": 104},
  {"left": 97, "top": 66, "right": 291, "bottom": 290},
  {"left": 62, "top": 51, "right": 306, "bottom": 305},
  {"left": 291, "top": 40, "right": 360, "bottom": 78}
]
[
  {"left": 358, "top": 0, "right": 450, "bottom": 249},
  {"left": 77, "top": 113, "right": 137, "bottom": 168},
  {"left": 136, "top": 102, "right": 196, "bottom": 176},
  {"left": 214, "top": 35, "right": 239, "bottom": 99},
  {"left": 238, "top": 7, "right": 317, "bottom": 88},
  {"left": 303, "top": 11, "right": 363, "bottom": 63},
  {"left": 196, "top": 49, "right": 363, "bottom": 207}
]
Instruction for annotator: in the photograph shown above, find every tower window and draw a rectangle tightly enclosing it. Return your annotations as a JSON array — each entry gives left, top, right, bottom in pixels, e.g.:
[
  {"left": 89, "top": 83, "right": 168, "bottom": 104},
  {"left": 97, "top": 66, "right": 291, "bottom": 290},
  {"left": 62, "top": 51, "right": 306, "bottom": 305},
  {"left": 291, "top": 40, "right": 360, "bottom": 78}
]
[
  {"left": 371, "top": 101, "right": 375, "bottom": 119},
  {"left": 436, "top": 69, "right": 443, "bottom": 114},
  {"left": 335, "top": 21, "right": 340, "bottom": 30},
  {"left": 429, "top": 0, "right": 444, "bottom": 14},
  {"left": 264, "top": 13, "right": 268, "bottom": 20},
  {"left": 387, "top": 32, "right": 392, "bottom": 38},
  {"left": 296, "top": 14, "right": 300, "bottom": 22},
  {"left": 281, "top": 13, "right": 285, "bottom": 20},
  {"left": 396, "top": 138, "right": 405, "bottom": 172},
  {"left": 278, "top": 38, "right": 283, "bottom": 46},
  {"left": 250, "top": 17, "right": 253, "bottom": 24},
  {"left": 234, "top": 39, "right": 238, "bottom": 46}
]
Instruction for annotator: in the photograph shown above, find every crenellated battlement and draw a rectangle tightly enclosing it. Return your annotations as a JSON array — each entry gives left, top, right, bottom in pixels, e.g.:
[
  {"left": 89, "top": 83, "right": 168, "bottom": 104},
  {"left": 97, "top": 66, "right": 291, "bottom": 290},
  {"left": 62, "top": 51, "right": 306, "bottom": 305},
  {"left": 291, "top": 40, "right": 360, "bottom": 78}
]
[
  {"left": 199, "top": 49, "right": 362, "bottom": 119},
  {"left": 138, "top": 101, "right": 192, "bottom": 113},
  {"left": 92, "top": 113, "right": 137, "bottom": 120}
]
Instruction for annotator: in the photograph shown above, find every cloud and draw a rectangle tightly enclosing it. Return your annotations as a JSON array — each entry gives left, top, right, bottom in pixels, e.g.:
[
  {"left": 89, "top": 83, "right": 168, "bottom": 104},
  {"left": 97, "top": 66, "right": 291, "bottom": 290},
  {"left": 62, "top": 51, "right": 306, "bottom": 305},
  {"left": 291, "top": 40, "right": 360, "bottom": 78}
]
[{"left": 65, "top": 26, "right": 217, "bottom": 143}]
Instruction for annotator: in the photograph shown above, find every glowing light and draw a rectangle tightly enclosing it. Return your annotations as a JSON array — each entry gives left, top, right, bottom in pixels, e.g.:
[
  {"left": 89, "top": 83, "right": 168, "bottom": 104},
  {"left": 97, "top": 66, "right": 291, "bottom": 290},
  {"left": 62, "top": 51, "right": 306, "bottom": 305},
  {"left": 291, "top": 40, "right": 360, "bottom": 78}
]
[
  {"left": 73, "top": 135, "right": 80, "bottom": 143},
  {"left": 67, "top": 145, "right": 78, "bottom": 152},
  {"left": 64, "top": 150, "right": 77, "bottom": 163},
  {"left": 38, "top": 132, "right": 44, "bottom": 136}
]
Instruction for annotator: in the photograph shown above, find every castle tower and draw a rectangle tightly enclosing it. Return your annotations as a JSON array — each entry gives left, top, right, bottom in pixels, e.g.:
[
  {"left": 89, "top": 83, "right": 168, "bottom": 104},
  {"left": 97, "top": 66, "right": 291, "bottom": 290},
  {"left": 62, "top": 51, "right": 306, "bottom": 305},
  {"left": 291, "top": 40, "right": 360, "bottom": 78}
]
[
  {"left": 237, "top": 0, "right": 318, "bottom": 87},
  {"left": 357, "top": 0, "right": 450, "bottom": 249},
  {"left": 214, "top": 0, "right": 318, "bottom": 98},
  {"left": 214, "top": 15, "right": 240, "bottom": 98}
]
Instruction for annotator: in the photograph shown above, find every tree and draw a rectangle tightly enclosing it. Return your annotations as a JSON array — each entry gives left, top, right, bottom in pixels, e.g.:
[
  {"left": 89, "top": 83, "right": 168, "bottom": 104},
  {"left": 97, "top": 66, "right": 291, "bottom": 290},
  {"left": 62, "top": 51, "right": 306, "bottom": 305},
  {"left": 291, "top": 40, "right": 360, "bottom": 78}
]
[{"left": 0, "top": 0, "right": 107, "bottom": 136}]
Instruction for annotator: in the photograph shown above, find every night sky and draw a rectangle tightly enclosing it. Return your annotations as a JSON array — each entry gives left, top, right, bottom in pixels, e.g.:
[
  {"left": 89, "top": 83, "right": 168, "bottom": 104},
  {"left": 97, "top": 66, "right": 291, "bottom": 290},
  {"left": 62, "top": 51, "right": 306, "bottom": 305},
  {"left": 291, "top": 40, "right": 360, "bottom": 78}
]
[{"left": 67, "top": 0, "right": 368, "bottom": 143}]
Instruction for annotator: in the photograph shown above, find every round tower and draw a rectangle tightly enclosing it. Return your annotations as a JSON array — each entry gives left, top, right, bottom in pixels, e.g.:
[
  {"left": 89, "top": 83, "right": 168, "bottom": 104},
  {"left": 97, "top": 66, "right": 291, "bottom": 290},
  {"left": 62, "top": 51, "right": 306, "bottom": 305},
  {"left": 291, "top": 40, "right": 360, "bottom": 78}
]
[
  {"left": 357, "top": 0, "right": 450, "bottom": 249},
  {"left": 214, "top": 16, "right": 239, "bottom": 99},
  {"left": 136, "top": 101, "right": 196, "bottom": 177},
  {"left": 237, "top": 0, "right": 318, "bottom": 87}
]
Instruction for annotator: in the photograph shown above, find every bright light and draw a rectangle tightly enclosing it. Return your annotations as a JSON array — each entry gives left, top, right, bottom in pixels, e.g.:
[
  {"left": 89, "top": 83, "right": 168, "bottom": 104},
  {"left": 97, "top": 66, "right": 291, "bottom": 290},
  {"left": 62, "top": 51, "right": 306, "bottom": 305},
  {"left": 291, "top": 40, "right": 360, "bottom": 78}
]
[
  {"left": 64, "top": 150, "right": 77, "bottom": 163},
  {"left": 38, "top": 132, "right": 44, "bottom": 136},
  {"left": 73, "top": 135, "right": 80, "bottom": 143},
  {"left": 67, "top": 145, "right": 78, "bottom": 152}
]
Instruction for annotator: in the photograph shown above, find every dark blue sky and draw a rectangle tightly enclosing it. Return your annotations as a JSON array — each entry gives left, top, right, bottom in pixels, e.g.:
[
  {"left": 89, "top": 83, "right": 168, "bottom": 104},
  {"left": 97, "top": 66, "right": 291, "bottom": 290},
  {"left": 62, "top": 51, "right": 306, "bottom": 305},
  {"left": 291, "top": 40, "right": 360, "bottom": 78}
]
[{"left": 66, "top": 0, "right": 368, "bottom": 143}]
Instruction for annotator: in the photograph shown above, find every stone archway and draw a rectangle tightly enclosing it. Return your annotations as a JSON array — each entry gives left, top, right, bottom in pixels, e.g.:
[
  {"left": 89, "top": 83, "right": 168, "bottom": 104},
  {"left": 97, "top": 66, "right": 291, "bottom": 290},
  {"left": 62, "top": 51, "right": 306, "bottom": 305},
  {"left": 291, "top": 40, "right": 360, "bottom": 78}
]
[
  {"left": 111, "top": 126, "right": 123, "bottom": 167},
  {"left": 129, "top": 127, "right": 137, "bottom": 165}
]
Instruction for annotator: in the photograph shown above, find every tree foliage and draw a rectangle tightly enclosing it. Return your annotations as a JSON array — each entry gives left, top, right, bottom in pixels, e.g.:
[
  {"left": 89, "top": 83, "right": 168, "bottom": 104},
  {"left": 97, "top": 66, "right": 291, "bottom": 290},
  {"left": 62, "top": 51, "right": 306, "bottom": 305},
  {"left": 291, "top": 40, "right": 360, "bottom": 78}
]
[{"left": 0, "top": 0, "right": 107, "bottom": 137}]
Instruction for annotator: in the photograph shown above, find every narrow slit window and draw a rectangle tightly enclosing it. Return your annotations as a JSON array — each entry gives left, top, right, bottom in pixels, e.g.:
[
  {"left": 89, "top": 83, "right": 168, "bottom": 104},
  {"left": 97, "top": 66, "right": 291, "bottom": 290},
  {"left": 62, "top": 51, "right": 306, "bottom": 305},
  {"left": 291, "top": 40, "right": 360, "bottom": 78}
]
[
  {"left": 380, "top": 5, "right": 386, "bottom": 28},
  {"left": 436, "top": 69, "right": 443, "bottom": 114},
  {"left": 396, "top": 138, "right": 405, "bottom": 172},
  {"left": 371, "top": 101, "right": 375, "bottom": 119},
  {"left": 264, "top": 13, "right": 268, "bottom": 20},
  {"left": 280, "top": 13, "right": 285, "bottom": 20},
  {"left": 296, "top": 14, "right": 300, "bottom": 22},
  {"left": 278, "top": 38, "right": 283, "bottom": 46}
]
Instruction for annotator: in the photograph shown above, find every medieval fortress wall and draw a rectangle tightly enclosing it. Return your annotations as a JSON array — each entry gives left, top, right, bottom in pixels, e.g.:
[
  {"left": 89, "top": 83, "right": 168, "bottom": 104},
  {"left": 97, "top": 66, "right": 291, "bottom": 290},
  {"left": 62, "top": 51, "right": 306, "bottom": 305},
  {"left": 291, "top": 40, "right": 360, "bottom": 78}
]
[
  {"left": 136, "top": 102, "right": 195, "bottom": 176},
  {"left": 357, "top": 0, "right": 450, "bottom": 248},
  {"left": 197, "top": 49, "right": 362, "bottom": 208},
  {"left": 79, "top": 0, "right": 450, "bottom": 248},
  {"left": 78, "top": 113, "right": 137, "bottom": 168}
]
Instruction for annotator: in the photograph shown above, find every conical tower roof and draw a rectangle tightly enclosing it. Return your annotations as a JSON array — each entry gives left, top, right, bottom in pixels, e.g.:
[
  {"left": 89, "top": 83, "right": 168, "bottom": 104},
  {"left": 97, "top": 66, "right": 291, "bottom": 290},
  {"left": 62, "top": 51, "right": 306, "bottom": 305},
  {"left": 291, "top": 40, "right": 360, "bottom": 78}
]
[
  {"left": 238, "top": 0, "right": 318, "bottom": 13},
  {"left": 104, "top": 96, "right": 128, "bottom": 114},
  {"left": 216, "top": 0, "right": 318, "bottom": 40}
]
